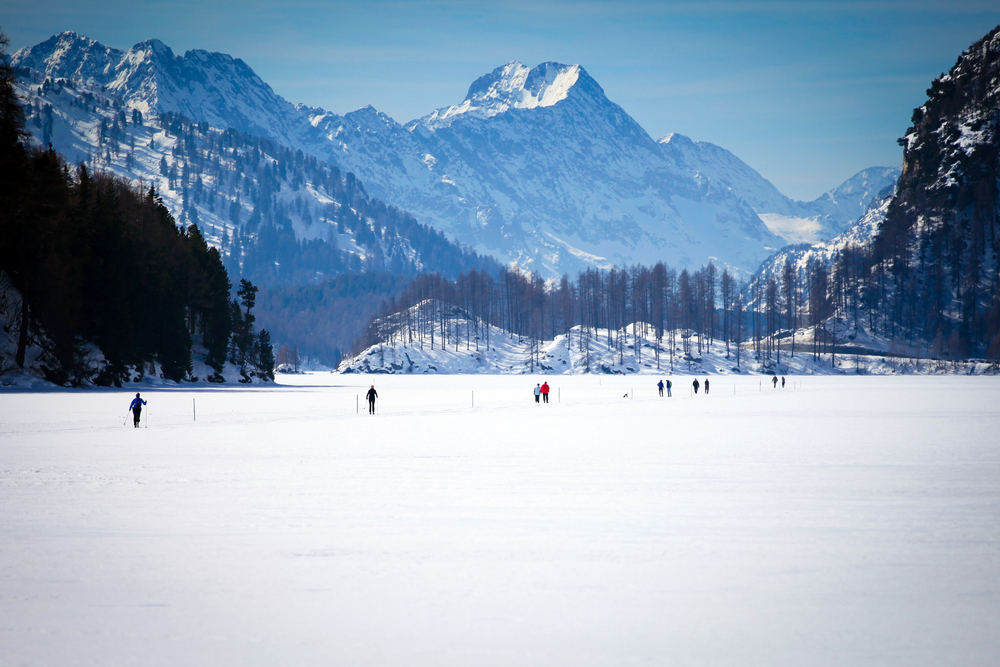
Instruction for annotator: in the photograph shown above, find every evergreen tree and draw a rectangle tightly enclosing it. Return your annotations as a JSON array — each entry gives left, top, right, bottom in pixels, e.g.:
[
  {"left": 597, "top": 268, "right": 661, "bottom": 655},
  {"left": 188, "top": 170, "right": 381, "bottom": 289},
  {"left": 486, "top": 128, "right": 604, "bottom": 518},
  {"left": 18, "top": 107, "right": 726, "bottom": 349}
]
[{"left": 255, "top": 329, "right": 275, "bottom": 380}]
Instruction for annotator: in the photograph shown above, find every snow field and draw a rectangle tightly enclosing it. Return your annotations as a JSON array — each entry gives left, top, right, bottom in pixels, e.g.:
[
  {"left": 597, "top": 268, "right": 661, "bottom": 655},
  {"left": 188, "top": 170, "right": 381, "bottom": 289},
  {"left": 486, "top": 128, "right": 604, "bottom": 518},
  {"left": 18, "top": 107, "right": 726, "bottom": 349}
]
[{"left": 1, "top": 375, "right": 998, "bottom": 666}]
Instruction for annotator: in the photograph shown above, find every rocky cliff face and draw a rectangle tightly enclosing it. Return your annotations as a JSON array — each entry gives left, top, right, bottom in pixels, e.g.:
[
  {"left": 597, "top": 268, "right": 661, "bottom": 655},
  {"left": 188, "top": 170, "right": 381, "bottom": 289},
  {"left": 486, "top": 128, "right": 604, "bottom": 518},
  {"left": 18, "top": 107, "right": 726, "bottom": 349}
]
[
  {"left": 871, "top": 25, "right": 1000, "bottom": 346},
  {"left": 883, "top": 26, "right": 1000, "bottom": 252}
]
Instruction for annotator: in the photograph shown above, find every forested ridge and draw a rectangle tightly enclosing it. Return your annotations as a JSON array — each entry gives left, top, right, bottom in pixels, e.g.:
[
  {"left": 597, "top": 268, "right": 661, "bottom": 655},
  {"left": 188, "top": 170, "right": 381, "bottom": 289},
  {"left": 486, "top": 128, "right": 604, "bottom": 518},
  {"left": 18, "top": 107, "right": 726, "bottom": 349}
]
[{"left": 1, "top": 30, "right": 274, "bottom": 385}]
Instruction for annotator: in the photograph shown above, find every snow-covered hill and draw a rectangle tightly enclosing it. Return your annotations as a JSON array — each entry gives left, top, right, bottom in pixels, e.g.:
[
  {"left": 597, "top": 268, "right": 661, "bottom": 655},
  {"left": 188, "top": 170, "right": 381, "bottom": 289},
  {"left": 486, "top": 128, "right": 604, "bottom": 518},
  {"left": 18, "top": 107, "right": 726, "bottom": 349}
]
[
  {"left": 342, "top": 320, "right": 994, "bottom": 377},
  {"left": 338, "top": 299, "right": 994, "bottom": 377},
  {"left": 14, "top": 35, "right": 896, "bottom": 278}
]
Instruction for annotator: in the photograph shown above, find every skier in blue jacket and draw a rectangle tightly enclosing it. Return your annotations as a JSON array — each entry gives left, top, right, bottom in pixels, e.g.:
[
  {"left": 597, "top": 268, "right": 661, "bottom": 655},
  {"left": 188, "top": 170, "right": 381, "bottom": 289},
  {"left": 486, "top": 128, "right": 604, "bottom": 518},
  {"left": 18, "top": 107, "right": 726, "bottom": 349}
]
[{"left": 129, "top": 393, "right": 146, "bottom": 428}]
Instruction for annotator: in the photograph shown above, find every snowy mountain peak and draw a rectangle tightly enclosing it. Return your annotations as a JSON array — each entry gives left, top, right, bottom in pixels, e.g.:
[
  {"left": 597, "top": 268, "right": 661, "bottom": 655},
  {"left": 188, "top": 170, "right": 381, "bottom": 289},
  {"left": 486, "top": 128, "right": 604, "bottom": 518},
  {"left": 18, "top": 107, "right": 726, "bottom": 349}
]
[
  {"left": 658, "top": 132, "right": 694, "bottom": 147},
  {"left": 416, "top": 61, "right": 592, "bottom": 129},
  {"left": 129, "top": 38, "right": 173, "bottom": 59},
  {"left": 12, "top": 31, "right": 123, "bottom": 81}
]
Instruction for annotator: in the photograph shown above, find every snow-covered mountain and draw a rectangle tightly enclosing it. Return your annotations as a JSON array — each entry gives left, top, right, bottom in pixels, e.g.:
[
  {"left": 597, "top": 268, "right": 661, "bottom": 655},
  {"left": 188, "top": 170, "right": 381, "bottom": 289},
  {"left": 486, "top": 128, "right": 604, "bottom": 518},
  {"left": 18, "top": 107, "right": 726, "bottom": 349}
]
[
  {"left": 307, "top": 60, "right": 787, "bottom": 276},
  {"left": 14, "top": 34, "right": 895, "bottom": 277}
]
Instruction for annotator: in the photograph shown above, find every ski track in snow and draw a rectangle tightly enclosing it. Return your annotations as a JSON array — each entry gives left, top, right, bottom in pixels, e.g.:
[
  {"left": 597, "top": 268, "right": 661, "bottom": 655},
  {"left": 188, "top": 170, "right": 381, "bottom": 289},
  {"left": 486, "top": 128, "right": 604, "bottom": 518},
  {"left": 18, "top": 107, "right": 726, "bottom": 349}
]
[{"left": 1, "top": 374, "right": 999, "bottom": 666}]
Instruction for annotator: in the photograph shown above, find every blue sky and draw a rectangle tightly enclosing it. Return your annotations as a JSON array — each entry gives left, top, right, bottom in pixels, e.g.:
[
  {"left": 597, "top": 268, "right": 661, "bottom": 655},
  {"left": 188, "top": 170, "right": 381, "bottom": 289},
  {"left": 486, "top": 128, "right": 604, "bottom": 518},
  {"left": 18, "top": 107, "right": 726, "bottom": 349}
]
[{"left": 5, "top": 1, "right": 998, "bottom": 200}]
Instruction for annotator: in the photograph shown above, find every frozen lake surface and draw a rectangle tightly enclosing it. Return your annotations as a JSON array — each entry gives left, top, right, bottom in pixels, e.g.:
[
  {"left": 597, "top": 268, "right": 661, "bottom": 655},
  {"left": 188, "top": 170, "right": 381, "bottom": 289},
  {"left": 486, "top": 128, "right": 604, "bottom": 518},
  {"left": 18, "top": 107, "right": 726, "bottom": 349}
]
[{"left": 2, "top": 374, "right": 998, "bottom": 666}]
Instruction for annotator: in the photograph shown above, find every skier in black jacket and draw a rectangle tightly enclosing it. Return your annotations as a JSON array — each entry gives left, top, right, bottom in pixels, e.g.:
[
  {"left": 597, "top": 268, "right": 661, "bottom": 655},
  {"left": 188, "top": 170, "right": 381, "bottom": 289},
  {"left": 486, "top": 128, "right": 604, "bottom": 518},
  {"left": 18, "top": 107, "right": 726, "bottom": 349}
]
[
  {"left": 366, "top": 385, "right": 378, "bottom": 414},
  {"left": 692, "top": 378, "right": 700, "bottom": 394}
]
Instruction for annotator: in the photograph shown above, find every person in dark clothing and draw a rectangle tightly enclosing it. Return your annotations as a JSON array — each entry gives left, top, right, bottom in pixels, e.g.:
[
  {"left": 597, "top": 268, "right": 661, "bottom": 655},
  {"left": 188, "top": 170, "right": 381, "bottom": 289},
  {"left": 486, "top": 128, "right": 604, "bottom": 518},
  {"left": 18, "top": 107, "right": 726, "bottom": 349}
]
[
  {"left": 657, "top": 380, "right": 664, "bottom": 397},
  {"left": 781, "top": 376, "right": 786, "bottom": 388},
  {"left": 704, "top": 378, "right": 710, "bottom": 394},
  {"left": 666, "top": 379, "right": 672, "bottom": 397},
  {"left": 366, "top": 385, "right": 378, "bottom": 414},
  {"left": 129, "top": 393, "right": 146, "bottom": 428},
  {"left": 692, "top": 378, "right": 700, "bottom": 394},
  {"left": 772, "top": 375, "right": 778, "bottom": 388}
]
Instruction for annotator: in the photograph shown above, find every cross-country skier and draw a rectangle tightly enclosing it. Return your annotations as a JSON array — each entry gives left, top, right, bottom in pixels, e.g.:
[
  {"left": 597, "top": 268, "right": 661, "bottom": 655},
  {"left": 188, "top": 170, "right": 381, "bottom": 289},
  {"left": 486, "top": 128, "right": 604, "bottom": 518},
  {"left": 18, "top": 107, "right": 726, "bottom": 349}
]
[
  {"left": 657, "top": 379, "right": 664, "bottom": 397},
  {"left": 541, "top": 381, "right": 550, "bottom": 403},
  {"left": 705, "top": 378, "right": 710, "bottom": 395},
  {"left": 534, "top": 383, "right": 541, "bottom": 403},
  {"left": 129, "top": 393, "right": 146, "bottom": 428},
  {"left": 366, "top": 385, "right": 378, "bottom": 414},
  {"left": 666, "top": 379, "right": 672, "bottom": 397},
  {"left": 692, "top": 378, "right": 700, "bottom": 394},
  {"left": 781, "top": 376, "right": 786, "bottom": 388},
  {"left": 772, "top": 375, "right": 778, "bottom": 388}
]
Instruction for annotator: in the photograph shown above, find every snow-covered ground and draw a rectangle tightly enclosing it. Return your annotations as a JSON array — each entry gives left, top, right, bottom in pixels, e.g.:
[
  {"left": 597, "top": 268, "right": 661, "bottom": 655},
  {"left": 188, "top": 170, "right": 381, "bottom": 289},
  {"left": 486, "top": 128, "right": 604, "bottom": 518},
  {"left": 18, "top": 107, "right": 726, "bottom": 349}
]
[{"left": 2, "top": 374, "right": 998, "bottom": 666}]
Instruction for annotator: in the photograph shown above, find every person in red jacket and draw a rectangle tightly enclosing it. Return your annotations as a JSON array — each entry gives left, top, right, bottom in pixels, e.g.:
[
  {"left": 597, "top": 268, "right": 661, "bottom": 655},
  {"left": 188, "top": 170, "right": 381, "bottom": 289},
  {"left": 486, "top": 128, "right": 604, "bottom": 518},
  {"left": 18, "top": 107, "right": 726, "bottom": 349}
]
[{"left": 540, "top": 381, "right": 550, "bottom": 403}]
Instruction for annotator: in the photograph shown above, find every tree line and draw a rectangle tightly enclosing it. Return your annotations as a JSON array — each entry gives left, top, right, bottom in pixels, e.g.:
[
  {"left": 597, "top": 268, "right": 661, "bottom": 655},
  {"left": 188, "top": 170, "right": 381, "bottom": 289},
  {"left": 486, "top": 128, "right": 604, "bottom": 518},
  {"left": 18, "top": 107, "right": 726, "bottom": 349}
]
[{"left": 354, "top": 262, "right": 754, "bottom": 372}]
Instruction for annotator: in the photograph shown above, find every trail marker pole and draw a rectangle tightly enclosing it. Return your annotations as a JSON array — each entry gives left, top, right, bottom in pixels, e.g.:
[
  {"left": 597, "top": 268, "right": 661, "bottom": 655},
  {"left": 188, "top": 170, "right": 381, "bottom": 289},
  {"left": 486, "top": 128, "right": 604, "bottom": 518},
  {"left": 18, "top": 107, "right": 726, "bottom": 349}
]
[
  {"left": 472, "top": 390, "right": 474, "bottom": 408},
  {"left": 356, "top": 395, "right": 359, "bottom": 414},
  {"left": 193, "top": 398, "right": 196, "bottom": 422}
]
